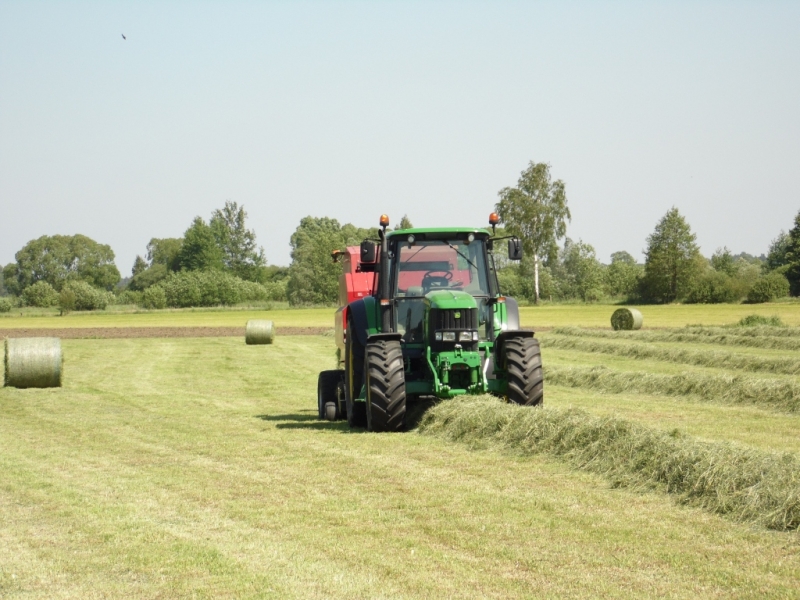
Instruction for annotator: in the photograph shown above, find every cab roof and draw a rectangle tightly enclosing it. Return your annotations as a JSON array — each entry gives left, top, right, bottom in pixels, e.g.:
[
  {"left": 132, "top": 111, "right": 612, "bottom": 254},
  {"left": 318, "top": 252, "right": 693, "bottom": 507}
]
[{"left": 386, "top": 227, "right": 492, "bottom": 241}]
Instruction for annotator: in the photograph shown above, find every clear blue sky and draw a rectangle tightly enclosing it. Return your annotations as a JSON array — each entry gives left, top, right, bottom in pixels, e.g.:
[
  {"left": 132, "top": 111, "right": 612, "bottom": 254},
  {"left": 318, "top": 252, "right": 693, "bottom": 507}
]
[{"left": 1, "top": 1, "right": 798, "bottom": 274}]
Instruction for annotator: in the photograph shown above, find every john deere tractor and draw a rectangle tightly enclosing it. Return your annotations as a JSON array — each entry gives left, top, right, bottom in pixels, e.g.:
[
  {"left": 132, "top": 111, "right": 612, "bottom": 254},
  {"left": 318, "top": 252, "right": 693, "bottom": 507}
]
[{"left": 317, "top": 213, "right": 543, "bottom": 432}]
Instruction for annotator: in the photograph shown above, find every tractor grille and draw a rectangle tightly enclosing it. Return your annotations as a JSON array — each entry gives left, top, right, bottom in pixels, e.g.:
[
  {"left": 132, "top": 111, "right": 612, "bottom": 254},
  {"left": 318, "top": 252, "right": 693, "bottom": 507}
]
[
  {"left": 432, "top": 307, "right": 478, "bottom": 330},
  {"left": 428, "top": 308, "right": 479, "bottom": 352}
]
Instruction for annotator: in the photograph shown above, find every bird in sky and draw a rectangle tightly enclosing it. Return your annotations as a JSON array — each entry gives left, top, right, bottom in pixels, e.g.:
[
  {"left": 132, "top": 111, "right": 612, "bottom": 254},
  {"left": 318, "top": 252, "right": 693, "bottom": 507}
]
[{"left": 121, "top": 33, "right": 126, "bottom": 40}]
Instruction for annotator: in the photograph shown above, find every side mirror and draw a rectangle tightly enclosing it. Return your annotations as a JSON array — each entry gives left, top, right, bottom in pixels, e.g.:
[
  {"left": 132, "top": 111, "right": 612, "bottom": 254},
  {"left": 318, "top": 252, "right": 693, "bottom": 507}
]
[
  {"left": 360, "top": 240, "right": 377, "bottom": 264},
  {"left": 508, "top": 239, "right": 522, "bottom": 261}
]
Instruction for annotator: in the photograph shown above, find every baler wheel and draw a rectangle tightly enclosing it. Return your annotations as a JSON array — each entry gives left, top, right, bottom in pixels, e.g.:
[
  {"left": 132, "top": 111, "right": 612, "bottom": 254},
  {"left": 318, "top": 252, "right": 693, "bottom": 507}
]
[
  {"left": 345, "top": 319, "right": 367, "bottom": 428},
  {"left": 324, "top": 402, "right": 337, "bottom": 422},
  {"left": 504, "top": 337, "right": 544, "bottom": 406},
  {"left": 318, "top": 370, "right": 341, "bottom": 420},
  {"left": 364, "top": 339, "right": 407, "bottom": 432}
]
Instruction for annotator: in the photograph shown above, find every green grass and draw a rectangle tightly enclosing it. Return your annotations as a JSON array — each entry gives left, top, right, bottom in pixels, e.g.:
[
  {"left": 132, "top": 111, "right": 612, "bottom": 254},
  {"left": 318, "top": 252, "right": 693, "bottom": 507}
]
[
  {"left": 545, "top": 364, "right": 800, "bottom": 412},
  {"left": 543, "top": 334, "right": 800, "bottom": 375},
  {"left": 418, "top": 396, "right": 800, "bottom": 531},
  {"left": 685, "top": 325, "right": 800, "bottom": 339},
  {"left": 3, "top": 336, "right": 800, "bottom": 597},
  {"left": 2, "top": 300, "right": 800, "bottom": 330},
  {"left": 0, "top": 306, "right": 334, "bottom": 329},
  {"left": 519, "top": 301, "right": 800, "bottom": 328},
  {"left": 553, "top": 325, "right": 800, "bottom": 351}
]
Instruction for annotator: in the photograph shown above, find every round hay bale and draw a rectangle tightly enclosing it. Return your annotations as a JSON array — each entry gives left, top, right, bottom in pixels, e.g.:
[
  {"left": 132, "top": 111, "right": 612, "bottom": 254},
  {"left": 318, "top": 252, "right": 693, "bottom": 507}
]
[
  {"left": 4, "top": 338, "right": 63, "bottom": 388},
  {"left": 246, "top": 320, "right": 275, "bottom": 345},
  {"left": 611, "top": 308, "right": 643, "bottom": 331}
]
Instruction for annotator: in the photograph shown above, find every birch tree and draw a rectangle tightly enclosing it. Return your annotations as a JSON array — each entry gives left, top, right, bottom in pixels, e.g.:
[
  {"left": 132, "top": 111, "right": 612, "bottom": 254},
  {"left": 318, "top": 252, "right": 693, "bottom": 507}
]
[{"left": 495, "top": 162, "right": 570, "bottom": 303}]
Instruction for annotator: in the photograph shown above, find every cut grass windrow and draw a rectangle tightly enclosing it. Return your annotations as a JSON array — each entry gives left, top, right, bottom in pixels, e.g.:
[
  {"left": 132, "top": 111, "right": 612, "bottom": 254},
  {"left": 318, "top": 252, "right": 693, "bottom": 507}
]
[
  {"left": 543, "top": 334, "right": 800, "bottom": 376},
  {"left": 545, "top": 365, "right": 800, "bottom": 412},
  {"left": 418, "top": 396, "right": 800, "bottom": 531},
  {"left": 684, "top": 325, "right": 800, "bottom": 339},
  {"left": 552, "top": 326, "right": 800, "bottom": 352}
]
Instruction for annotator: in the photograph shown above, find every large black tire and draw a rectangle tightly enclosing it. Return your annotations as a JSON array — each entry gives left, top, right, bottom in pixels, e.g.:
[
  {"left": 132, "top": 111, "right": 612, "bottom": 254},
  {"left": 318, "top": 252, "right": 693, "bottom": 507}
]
[
  {"left": 345, "top": 318, "right": 367, "bottom": 428},
  {"left": 318, "top": 370, "right": 341, "bottom": 420},
  {"left": 504, "top": 337, "right": 544, "bottom": 406},
  {"left": 364, "top": 339, "right": 406, "bottom": 432}
]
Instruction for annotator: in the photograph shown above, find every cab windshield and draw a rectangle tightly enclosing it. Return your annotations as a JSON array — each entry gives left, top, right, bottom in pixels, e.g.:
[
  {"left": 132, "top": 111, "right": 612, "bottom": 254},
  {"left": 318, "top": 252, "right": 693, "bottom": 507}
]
[
  {"left": 392, "top": 238, "right": 491, "bottom": 342},
  {"left": 393, "top": 239, "right": 490, "bottom": 297}
]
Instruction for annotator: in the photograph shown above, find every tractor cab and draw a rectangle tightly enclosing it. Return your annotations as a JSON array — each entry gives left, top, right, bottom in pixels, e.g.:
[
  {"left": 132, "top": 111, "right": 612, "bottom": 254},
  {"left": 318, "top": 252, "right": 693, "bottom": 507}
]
[{"left": 390, "top": 230, "right": 493, "bottom": 344}]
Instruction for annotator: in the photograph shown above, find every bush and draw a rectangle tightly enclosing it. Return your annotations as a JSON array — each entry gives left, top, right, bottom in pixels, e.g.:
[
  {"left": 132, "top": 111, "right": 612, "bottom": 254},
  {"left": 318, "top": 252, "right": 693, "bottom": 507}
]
[
  {"left": 128, "top": 263, "right": 169, "bottom": 291},
  {"left": 496, "top": 267, "right": 525, "bottom": 300},
  {"left": 140, "top": 286, "right": 167, "bottom": 309},
  {"left": 22, "top": 281, "right": 59, "bottom": 307},
  {"left": 684, "top": 271, "right": 740, "bottom": 304},
  {"left": 738, "top": 314, "right": 785, "bottom": 327},
  {"left": 63, "top": 280, "right": 112, "bottom": 311},
  {"left": 238, "top": 280, "right": 270, "bottom": 303},
  {"left": 115, "top": 290, "right": 143, "bottom": 305},
  {"left": 0, "top": 297, "right": 14, "bottom": 313},
  {"left": 157, "top": 270, "right": 274, "bottom": 308},
  {"left": 747, "top": 272, "right": 790, "bottom": 303},
  {"left": 58, "top": 288, "right": 76, "bottom": 314},
  {"left": 262, "top": 279, "right": 288, "bottom": 302}
]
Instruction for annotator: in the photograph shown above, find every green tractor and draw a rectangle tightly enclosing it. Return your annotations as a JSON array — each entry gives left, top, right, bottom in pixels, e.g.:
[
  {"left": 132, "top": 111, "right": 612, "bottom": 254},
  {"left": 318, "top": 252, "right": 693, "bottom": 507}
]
[{"left": 317, "top": 213, "right": 543, "bottom": 432}]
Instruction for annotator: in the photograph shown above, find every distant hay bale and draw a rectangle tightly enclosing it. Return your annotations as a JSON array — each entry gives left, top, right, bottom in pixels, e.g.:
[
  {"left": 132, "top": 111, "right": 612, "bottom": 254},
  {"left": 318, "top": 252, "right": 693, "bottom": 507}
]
[
  {"left": 611, "top": 308, "right": 643, "bottom": 331},
  {"left": 245, "top": 320, "right": 275, "bottom": 345},
  {"left": 4, "top": 338, "right": 63, "bottom": 388}
]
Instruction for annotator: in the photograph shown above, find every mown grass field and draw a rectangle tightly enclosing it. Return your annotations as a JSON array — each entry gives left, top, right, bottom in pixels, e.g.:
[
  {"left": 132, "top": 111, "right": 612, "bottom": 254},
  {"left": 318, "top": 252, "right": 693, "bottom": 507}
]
[
  {"left": 2, "top": 299, "right": 800, "bottom": 330},
  {"left": 2, "top": 305, "right": 800, "bottom": 597}
]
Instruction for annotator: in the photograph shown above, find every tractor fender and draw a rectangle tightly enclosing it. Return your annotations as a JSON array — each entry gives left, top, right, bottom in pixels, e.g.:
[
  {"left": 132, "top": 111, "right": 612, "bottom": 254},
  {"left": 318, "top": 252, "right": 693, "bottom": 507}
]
[
  {"left": 504, "top": 297, "right": 521, "bottom": 331},
  {"left": 494, "top": 329, "right": 535, "bottom": 366},
  {"left": 347, "top": 298, "right": 373, "bottom": 348},
  {"left": 367, "top": 332, "right": 402, "bottom": 343}
]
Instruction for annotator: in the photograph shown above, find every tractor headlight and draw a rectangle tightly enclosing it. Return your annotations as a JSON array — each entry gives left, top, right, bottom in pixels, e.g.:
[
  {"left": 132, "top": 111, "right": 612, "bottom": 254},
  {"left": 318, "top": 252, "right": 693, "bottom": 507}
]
[
  {"left": 443, "top": 332, "right": 456, "bottom": 342},
  {"left": 435, "top": 332, "right": 443, "bottom": 341},
  {"left": 473, "top": 331, "right": 479, "bottom": 341},
  {"left": 459, "top": 331, "right": 473, "bottom": 342}
]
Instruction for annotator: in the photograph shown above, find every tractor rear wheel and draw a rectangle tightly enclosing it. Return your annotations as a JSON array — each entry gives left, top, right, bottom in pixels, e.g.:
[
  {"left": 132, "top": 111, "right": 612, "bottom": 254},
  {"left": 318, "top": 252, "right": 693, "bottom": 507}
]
[
  {"left": 345, "top": 318, "right": 367, "bottom": 428},
  {"left": 504, "top": 337, "right": 544, "bottom": 406},
  {"left": 318, "top": 370, "right": 341, "bottom": 420},
  {"left": 365, "top": 339, "right": 406, "bottom": 432}
]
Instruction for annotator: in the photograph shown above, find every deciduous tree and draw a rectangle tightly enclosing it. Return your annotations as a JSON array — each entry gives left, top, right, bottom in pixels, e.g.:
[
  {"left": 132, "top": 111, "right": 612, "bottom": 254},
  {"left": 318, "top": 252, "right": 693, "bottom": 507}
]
[
  {"left": 711, "top": 247, "right": 737, "bottom": 276},
  {"left": 12, "top": 234, "right": 120, "bottom": 292},
  {"left": 495, "top": 162, "right": 570, "bottom": 303},
  {"left": 551, "top": 238, "right": 604, "bottom": 302},
  {"left": 132, "top": 256, "right": 148, "bottom": 277},
  {"left": 765, "top": 231, "right": 790, "bottom": 272},
  {"left": 604, "top": 251, "right": 643, "bottom": 299},
  {"left": 146, "top": 238, "right": 182, "bottom": 271},
  {"left": 210, "top": 201, "right": 266, "bottom": 281},
  {"left": 287, "top": 217, "right": 377, "bottom": 305},
  {"left": 178, "top": 217, "right": 224, "bottom": 272}
]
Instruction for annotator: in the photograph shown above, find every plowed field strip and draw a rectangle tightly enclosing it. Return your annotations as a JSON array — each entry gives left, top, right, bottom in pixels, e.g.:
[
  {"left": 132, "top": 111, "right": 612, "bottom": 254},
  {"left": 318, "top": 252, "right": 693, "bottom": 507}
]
[{"left": 0, "top": 327, "right": 329, "bottom": 339}]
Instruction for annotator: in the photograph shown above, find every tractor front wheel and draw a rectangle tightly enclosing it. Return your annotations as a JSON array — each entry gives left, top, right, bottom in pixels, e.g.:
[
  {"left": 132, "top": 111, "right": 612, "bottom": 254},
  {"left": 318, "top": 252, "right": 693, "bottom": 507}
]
[
  {"left": 504, "top": 337, "right": 544, "bottom": 406},
  {"left": 365, "top": 339, "right": 407, "bottom": 432}
]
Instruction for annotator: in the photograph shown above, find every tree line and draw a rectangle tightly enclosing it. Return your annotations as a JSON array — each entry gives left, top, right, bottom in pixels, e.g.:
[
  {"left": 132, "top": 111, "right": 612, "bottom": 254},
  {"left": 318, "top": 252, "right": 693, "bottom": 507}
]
[
  {"left": 1, "top": 164, "right": 798, "bottom": 311},
  {"left": 0, "top": 201, "right": 288, "bottom": 311},
  {"left": 494, "top": 162, "right": 797, "bottom": 305}
]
